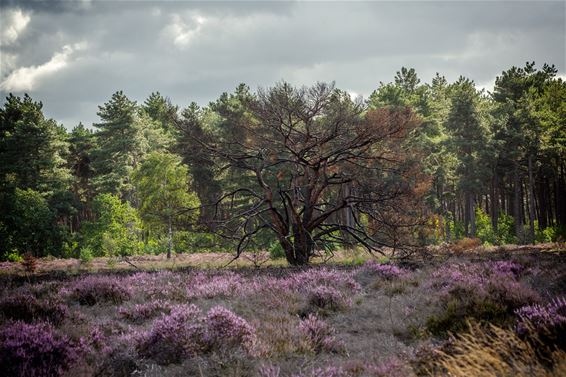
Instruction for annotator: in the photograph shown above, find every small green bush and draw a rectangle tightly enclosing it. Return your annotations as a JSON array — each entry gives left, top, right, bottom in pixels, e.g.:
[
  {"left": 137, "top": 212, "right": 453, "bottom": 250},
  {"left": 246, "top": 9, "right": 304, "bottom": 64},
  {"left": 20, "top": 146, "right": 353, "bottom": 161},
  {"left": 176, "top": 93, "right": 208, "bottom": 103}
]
[
  {"left": 268, "top": 242, "right": 285, "bottom": 260},
  {"left": 79, "top": 247, "right": 94, "bottom": 264},
  {"left": 6, "top": 251, "right": 23, "bottom": 263}
]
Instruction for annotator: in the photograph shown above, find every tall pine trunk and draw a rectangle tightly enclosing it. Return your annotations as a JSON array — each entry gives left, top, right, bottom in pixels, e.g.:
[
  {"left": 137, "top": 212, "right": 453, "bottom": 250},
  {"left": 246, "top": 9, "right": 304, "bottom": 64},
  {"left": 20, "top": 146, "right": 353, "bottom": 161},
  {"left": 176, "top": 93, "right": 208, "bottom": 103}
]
[
  {"left": 167, "top": 215, "right": 173, "bottom": 259},
  {"left": 513, "top": 164, "right": 523, "bottom": 242},
  {"left": 528, "top": 154, "right": 536, "bottom": 244}
]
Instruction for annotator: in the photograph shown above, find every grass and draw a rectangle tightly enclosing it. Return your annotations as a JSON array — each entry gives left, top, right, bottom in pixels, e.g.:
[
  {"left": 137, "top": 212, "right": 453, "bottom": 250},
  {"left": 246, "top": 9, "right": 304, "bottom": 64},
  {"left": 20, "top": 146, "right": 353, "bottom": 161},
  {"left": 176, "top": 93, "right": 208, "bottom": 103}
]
[{"left": 0, "top": 244, "right": 564, "bottom": 376}]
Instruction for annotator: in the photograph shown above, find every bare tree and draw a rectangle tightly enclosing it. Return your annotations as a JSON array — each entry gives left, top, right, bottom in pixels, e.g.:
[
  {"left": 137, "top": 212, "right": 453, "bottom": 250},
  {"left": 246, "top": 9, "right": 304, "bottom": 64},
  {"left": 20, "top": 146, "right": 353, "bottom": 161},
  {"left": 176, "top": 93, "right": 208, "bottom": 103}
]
[{"left": 176, "top": 82, "right": 428, "bottom": 265}]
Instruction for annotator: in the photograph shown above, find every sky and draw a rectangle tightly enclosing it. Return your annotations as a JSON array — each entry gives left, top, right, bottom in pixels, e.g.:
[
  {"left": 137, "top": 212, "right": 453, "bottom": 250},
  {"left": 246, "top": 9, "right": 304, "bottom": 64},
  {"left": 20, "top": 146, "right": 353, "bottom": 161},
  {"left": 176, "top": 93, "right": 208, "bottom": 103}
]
[{"left": 0, "top": 0, "right": 564, "bottom": 129}]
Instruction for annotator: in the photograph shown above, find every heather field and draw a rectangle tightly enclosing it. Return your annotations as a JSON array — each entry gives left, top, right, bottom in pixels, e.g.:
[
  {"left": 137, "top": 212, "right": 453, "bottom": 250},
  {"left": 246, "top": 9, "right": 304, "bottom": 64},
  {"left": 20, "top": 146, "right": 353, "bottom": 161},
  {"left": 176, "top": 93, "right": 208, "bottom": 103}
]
[{"left": 0, "top": 245, "right": 565, "bottom": 377}]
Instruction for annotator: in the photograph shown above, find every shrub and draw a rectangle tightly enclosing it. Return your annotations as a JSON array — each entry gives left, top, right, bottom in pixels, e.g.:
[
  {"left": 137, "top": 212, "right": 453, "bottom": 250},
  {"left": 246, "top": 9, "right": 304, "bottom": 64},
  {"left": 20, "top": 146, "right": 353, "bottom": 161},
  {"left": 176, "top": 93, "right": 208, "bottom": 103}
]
[
  {"left": 21, "top": 252, "right": 37, "bottom": 274},
  {"left": 118, "top": 300, "right": 172, "bottom": 323},
  {"left": 67, "top": 275, "right": 131, "bottom": 305},
  {"left": 496, "top": 212, "right": 517, "bottom": 244},
  {"left": 298, "top": 314, "right": 342, "bottom": 353},
  {"left": 137, "top": 304, "right": 205, "bottom": 364},
  {"left": 362, "top": 260, "right": 409, "bottom": 280},
  {"left": 205, "top": 305, "right": 257, "bottom": 354},
  {"left": 80, "top": 193, "right": 142, "bottom": 257},
  {"left": 476, "top": 207, "right": 496, "bottom": 245},
  {"left": 95, "top": 350, "right": 139, "bottom": 377},
  {"left": 79, "top": 247, "right": 94, "bottom": 264},
  {"left": 536, "top": 225, "right": 566, "bottom": 243},
  {"left": 0, "top": 321, "right": 81, "bottom": 377},
  {"left": 306, "top": 286, "right": 350, "bottom": 312},
  {"left": 137, "top": 304, "right": 257, "bottom": 365},
  {"left": 6, "top": 251, "right": 23, "bottom": 262},
  {"left": 268, "top": 241, "right": 286, "bottom": 260},
  {"left": 0, "top": 293, "right": 67, "bottom": 325},
  {"left": 451, "top": 237, "right": 481, "bottom": 253},
  {"left": 427, "top": 262, "right": 540, "bottom": 335},
  {"left": 515, "top": 297, "right": 566, "bottom": 350}
]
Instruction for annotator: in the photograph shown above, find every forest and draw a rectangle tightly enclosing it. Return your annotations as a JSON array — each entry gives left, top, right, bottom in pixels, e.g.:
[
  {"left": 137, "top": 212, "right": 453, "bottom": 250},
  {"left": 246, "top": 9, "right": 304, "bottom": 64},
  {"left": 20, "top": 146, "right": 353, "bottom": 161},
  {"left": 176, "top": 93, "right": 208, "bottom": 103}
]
[
  {"left": 1, "top": 62, "right": 565, "bottom": 265},
  {"left": 0, "top": 62, "right": 565, "bottom": 377}
]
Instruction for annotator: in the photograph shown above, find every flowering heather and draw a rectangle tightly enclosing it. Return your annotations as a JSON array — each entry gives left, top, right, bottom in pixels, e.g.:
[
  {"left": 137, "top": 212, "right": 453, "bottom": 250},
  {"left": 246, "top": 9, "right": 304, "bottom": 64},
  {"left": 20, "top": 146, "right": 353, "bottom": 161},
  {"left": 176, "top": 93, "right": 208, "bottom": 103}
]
[
  {"left": 0, "top": 293, "right": 67, "bottom": 325},
  {"left": 298, "top": 314, "right": 342, "bottom": 353},
  {"left": 361, "top": 260, "right": 410, "bottom": 280},
  {"left": 137, "top": 304, "right": 257, "bottom": 364},
  {"left": 137, "top": 304, "right": 206, "bottom": 364},
  {"left": 0, "top": 321, "right": 81, "bottom": 377},
  {"left": 307, "top": 285, "right": 351, "bottom": 311},
  {"left": 259, "top": 364, "right": 281, "bottom": 377},
  {"left": 127, "top": 271, "right": 188, "bottom": 301},
  {"left": 118, "top": 300, "right": 172, "bottom": 323},
  {"left": 364, "top": 358, "right": 413, "bottom": 377},
  {"left": 292, "top": 366, "right": 347, "bottom": 377},
  {"left": 206, "top": 305, "right": 257, "bottom": 353},
  {"left": 490, "top": 260, "right": 524, "bottom": 277},
  {"left": 515, "top": 297, "right": 566, "bottom": 336},
  {"left": 64, "top": 275, "right": 131, "bottom": 305},
  {"left": 187, "top": 271, "right": 249, "bottom": 299}
]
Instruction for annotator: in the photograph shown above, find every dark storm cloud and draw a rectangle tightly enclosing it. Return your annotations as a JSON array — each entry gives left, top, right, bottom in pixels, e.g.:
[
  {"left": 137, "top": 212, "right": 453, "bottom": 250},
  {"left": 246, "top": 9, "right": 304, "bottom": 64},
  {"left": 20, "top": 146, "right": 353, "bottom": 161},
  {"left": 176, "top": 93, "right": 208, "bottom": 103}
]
[{"left": 0, "top": 1, "right": 564, "bottom": 128}]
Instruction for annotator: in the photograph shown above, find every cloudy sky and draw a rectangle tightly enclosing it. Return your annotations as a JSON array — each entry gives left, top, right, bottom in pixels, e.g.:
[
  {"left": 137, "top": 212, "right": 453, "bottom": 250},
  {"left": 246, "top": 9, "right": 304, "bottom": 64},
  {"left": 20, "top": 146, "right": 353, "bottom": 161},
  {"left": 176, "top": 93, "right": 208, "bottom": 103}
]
[{"left": 0, "top": 0, "right": 564, "bottom": 128}]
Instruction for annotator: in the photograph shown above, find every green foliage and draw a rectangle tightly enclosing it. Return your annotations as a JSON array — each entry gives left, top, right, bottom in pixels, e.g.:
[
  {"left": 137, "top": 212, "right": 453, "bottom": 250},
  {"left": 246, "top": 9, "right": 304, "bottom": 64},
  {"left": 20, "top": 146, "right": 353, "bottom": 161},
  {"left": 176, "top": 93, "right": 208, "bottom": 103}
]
[
  {"left": 268, "top": 241, "right": 286, "bottom": 260},
  {"left": 535, "top": 224, "right": 565, "bottom": 243},
  {"left": 6, "top": 251, "right": 23, "bottom": 263},
  {"left": 132, "top": 151, "right": 200, "bottom": 256},
  {"left": 173, "top": 231, "right": 230, "bottom": 253},
  {"left": 448, "top": 219, "right": 466, "bottom": 240},
  {"left": 496, "top": 212, "right": 517, "bottom": 245},
  {"left": 475, "top": 207, "right": 496, "bottom": 245},
  {"left": 92, "top": 91, "right": 169, "bottom": 198},
  {"left": 79, "top": 247, "right": 94, "bottom": 263},
  {"left": 132, "top": 151, "right": 200, "bottom": 229},
  {"left": 81, "top": 193, "right": 142, "bottom": 257},
  {"left": 0, "top": 188, "right": 68, "bottom": 259},
  {"left": 0, "top": 94, "right": 71, "bottom": 193}
]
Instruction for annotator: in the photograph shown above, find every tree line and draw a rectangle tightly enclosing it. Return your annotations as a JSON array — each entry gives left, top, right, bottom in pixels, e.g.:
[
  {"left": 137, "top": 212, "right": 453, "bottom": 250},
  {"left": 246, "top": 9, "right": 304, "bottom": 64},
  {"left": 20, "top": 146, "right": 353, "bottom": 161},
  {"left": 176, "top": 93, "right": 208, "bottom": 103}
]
[{"left": 0, "top": 62, "right": 564, "bottom": 264}]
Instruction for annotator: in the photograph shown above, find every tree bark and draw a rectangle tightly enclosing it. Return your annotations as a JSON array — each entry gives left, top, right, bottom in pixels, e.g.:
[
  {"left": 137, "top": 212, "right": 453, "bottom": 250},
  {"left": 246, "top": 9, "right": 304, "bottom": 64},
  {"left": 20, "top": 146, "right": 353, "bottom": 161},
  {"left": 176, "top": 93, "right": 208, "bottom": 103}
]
[
  {"left": 167, "top": 215, "right": 173, "bottom": 259},
  {"left": 513, "top": 163, "right": 523, "bottom": 242},
  {"left": 528, "top": 154, "right": 536, "bottom": 244},
  {"left": 469, "top": 193, "right": 476, "bottom": 238}
]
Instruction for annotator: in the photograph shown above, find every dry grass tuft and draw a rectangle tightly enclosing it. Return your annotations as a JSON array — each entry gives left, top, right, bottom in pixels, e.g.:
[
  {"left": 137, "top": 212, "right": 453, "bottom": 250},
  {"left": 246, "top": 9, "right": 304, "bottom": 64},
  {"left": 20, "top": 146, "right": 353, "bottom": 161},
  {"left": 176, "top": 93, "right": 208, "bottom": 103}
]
[
  {"left": 451, "top": 238, "right": 482, "bottom": 254},
  {"left": 432, "top": 321, "right": 565, "bottom": 377}
]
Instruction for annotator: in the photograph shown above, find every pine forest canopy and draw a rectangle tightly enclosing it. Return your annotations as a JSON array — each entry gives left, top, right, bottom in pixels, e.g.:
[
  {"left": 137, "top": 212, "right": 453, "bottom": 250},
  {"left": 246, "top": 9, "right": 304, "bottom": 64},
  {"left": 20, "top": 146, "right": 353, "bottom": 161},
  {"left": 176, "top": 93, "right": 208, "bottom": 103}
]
[{"left": 0, "top": 62, "right": 565, "bottom": 266}]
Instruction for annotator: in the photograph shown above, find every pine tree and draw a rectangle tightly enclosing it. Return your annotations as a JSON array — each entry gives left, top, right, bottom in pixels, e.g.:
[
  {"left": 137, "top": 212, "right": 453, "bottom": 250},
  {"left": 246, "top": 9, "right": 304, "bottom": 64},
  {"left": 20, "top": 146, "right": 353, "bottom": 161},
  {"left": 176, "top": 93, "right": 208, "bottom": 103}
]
[{"left": 92, "top": 91, "right": 148, "bottom": 200}]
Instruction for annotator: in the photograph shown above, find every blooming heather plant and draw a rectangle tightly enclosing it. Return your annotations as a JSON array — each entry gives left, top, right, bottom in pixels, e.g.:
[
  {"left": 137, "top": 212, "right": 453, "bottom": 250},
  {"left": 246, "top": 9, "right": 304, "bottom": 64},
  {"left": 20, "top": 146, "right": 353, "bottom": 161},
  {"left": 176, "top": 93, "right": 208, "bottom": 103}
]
[
  {"left": 515, "top": 297, "right": 566, "bottom": 349},
  {"left": 364, "top": 358, "right": 414, "bottom": 377},
  {"left": 205, "top": 305, "right": 257, "bottom": 354},
  {"left": 0, "top": 321, "right": 81, "bottom": 377},
  {"left": 127, "top": 271, "right": 188, "bottom": 301},
  {"left": 118, "top": 300, "right": 172, "bottom": 323},
  {"left": 298, "top": 314, "right": 342, "bottom": 353},
  {"left": 490, "top": 260, "right": 524, "bottom": 277},
  {"left": 259, "top": 364, "right": 281, "bottom": 377},
  {"left": 137, "top": 304, "right": 206, "bottom": 364},
  {"left": 292, "top": 366, "right": 347, "bottom": 377},
  {"left": 65, "top": 275, "right": 131, "bottom": 305},
  {"left": 0, "top": 293, "right": 68, "bottom": 325},
  {"left": 426, "top": 262, "right": 540, "bottom": 335},
  {"left": 137, "top": 304, "right": 258, "bottom": 364},
  {"left": 361, "top": 261, "right": 409, "bottom": 280},
  {"left": 307, "top": 286, "right": 351, "bottom": 312},
  {"left": 186, "top": 271, "right": 249, "bottom": 299}
]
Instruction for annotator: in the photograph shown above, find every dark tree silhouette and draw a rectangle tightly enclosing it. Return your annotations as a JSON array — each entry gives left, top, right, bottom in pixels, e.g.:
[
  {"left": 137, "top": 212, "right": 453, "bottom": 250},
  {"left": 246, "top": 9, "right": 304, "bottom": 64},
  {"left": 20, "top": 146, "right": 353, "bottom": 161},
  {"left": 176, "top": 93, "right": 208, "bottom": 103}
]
[{"left": 177, "top": 82, "right": 428, "bottom": 265}]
